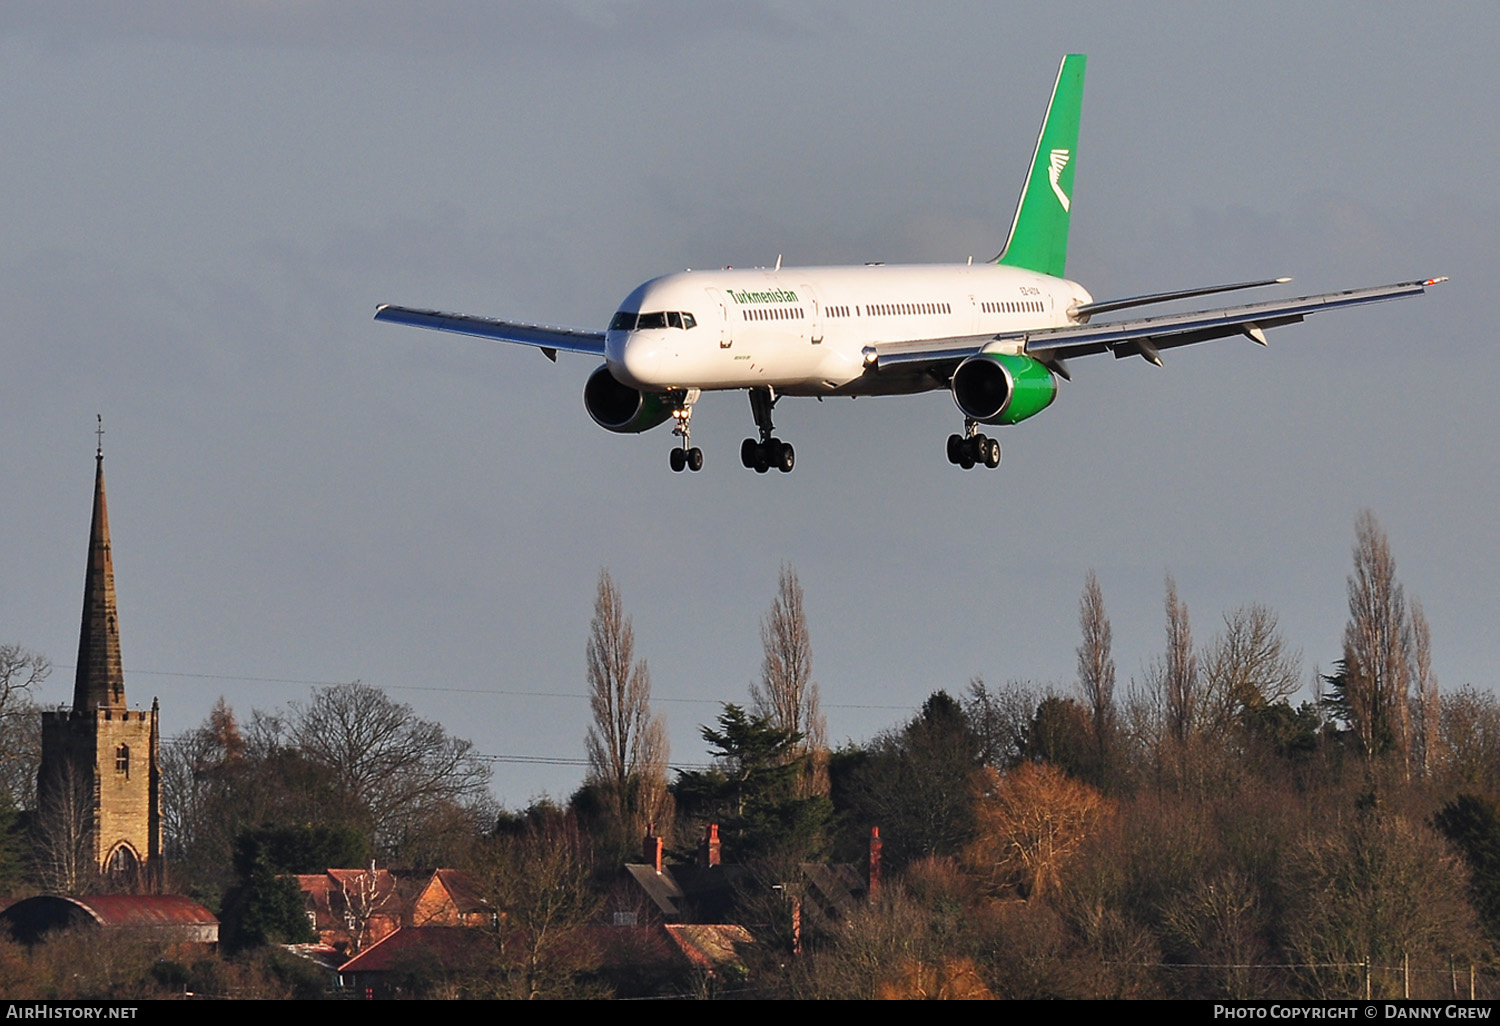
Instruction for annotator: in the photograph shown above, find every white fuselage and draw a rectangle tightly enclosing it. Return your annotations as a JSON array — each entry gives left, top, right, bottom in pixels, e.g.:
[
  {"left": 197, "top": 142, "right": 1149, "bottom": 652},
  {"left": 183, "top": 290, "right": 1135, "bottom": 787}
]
[{"left": 605, "top": 262, "right": 1091, "bottom": 397}]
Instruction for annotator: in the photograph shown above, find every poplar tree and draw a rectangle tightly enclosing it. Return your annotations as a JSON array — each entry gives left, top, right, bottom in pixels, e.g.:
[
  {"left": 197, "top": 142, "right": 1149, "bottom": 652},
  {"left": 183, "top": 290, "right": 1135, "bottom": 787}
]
[{"left": 583, "top": 570, "right": 670, "bottom": 843}]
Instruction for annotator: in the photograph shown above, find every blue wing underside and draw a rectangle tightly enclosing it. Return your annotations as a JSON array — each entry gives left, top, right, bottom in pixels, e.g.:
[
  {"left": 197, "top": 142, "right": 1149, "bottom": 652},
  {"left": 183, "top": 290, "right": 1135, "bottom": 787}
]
[{"left": 373, "top": 304, "right": 605, "bottom": 361}]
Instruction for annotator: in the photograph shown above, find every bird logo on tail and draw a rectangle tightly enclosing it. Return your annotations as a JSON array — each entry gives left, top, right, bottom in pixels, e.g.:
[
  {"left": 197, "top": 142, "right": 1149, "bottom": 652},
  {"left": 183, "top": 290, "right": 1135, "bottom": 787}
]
[{"left": 1048, "top": 149, "right": 1071, "bottom": 212}]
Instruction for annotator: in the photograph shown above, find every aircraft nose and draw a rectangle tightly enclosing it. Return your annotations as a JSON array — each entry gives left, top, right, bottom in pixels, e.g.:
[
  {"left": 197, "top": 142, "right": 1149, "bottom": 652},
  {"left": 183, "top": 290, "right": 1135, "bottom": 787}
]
[{"left": 611, "top": 333, "right": 665, "bottom": 389}]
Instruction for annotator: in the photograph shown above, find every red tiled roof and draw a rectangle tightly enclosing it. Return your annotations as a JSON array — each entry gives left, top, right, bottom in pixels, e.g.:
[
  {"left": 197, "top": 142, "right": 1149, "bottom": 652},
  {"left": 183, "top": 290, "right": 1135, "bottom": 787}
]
[{"left": 338, "top": 926, "right": 491, "bottom": 974}]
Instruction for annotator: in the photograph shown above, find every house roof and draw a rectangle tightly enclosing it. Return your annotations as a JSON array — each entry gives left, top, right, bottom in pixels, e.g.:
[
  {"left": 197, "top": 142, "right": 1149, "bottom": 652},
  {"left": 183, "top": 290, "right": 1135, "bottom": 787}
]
[
  {"left": 423, "top": 869, "right": 489, "bottom": 916},
  {"left": 338, "top": 926, "right": 490, "bottom": 975},
  {"left": 800, "top": 862, "right": 868, "bottom": 918},
  {"left": 622, "top": 863, "right": 748, "bottom": 921},
  {"left": 663, "top": 924, "right": 754, "bottom": 972},
  {"left": 293, "top": 869, "right": 402, "bottom": 928}
]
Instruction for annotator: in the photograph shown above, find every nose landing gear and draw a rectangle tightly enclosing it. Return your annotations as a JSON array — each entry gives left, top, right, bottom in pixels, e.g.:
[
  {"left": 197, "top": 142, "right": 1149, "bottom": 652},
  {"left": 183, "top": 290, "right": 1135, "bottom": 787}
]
[{"left": 669, "top": 389, "right": 704, "bottom": 472}]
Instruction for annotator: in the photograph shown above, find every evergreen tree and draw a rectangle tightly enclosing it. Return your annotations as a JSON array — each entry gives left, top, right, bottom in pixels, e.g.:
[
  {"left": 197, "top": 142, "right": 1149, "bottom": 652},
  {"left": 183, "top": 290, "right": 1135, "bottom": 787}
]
[
  {"left": 672, "top": 704, "right": 831, "bottom": 861},
  {"left": 1434, "top": 794, "right": 1500, "bottom": 943},
  {"left": 833, "top": 691, "right": 984, "bottom": 869}
]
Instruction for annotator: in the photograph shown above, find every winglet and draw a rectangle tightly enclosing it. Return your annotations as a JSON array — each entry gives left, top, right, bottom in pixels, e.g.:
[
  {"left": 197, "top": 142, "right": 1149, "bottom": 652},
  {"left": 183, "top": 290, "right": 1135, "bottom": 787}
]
[{"left": 995, "top": 55, "right": 1086, "bottom": 278}]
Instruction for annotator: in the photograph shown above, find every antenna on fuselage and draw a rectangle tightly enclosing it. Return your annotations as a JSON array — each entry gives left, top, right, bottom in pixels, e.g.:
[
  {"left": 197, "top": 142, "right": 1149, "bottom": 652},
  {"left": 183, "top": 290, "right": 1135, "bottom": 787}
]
[{"left": 775, "top": 254, "right": 782, "bottom": 271}]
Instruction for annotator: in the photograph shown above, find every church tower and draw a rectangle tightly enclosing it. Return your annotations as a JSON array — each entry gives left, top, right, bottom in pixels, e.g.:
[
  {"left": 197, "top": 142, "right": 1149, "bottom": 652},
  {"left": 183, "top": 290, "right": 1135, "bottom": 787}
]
[{"left": 38, "top": 437, "right": 162, "bottom": 892}]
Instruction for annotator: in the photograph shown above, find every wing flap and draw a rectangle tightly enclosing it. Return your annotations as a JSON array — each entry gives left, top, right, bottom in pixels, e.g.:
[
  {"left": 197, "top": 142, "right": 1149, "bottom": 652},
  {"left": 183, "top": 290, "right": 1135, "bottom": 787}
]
[{"left": 374, "top": 305, "right": 606, "bottom": 358}]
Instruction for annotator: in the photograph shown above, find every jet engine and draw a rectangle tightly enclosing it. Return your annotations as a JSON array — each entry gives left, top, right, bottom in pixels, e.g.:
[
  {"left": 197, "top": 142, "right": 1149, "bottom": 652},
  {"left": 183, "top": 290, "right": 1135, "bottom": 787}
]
[
  {"left": 950, "top": 352, "right": 1057, "bottom": 425},
  {"left": 583, "top": 364, "right": 675, "bottom": 433}
]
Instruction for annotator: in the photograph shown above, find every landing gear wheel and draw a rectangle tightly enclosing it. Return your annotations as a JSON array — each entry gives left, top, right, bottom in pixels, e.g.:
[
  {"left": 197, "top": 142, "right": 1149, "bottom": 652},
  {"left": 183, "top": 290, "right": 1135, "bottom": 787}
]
[
  {"left": 949, "top": 419, "right": 1000, "bottom": 471},
  {"left": 687, "top": 447, "right": 704, "bottom": 472},
  {"left": 745, "top": 387, "right": 795, "bottom": 475},
  {"left": 776, "top": 442, "right": 795, "bottom": 473},
  {"left": 983, "top": 438, "right": 1002, "bottom": 468},
  {"left": 670, "top": 448, "right": 686, "bottom": 473}
]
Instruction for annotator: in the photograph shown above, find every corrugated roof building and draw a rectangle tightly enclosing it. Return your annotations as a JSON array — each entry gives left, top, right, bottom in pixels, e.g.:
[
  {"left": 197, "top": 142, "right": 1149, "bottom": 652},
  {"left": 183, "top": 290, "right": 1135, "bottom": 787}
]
[{"left": 0, "top": 894, "right": 217, "bottom": 946}]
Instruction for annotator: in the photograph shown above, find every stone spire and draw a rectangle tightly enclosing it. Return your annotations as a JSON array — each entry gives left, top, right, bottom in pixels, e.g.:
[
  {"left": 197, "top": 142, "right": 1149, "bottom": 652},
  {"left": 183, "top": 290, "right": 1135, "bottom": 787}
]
[{"left": 73, "top": 443, "right": 125, "bottom": 711}]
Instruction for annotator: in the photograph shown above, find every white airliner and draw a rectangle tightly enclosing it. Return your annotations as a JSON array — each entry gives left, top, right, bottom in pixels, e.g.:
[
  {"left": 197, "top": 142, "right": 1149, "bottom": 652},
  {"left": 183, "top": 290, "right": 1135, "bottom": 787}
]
[{"left": 376, "top": 55, "right": 1442, "bottom": 474}]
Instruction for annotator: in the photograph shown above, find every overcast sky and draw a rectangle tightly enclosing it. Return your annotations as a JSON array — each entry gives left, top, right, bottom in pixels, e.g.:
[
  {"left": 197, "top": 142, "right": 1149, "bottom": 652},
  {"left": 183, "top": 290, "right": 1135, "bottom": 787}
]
[{"left": 2, "top": 2, "right": 1495, "bottom": 807}]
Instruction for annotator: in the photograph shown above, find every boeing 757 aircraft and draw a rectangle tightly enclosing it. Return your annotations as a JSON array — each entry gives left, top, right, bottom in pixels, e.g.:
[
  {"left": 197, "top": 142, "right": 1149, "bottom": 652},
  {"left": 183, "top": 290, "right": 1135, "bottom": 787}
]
[{"left": 376, "top": 55, "right": 1442, "bottom": 474}]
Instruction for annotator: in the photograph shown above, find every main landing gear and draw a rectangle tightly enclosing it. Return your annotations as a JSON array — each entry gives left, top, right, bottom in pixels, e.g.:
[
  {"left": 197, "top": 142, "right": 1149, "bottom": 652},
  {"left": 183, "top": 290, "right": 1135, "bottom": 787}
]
[
  {"left": 947, "top": 419, "right": 1001, "bottom": 470},
  {"left": 740, "top": 387, "right": 794, "bottom": 473},
  {"left": 669, "top": 389, "right": 704, "bottom": 473}
]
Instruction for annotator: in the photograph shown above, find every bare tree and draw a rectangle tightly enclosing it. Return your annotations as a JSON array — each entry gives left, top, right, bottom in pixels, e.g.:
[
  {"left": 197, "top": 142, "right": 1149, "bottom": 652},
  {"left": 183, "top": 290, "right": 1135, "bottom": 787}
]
[
  {"left": 35, "top": 753, "right": 97, "bottom": 894},
  {"left": 0, "top": 645, "right": 47, "bottom": 810},
  {"left": 0, "top": 698, "right": 41, "bottom": 814},
  {"left": 0, "top": 644, "right": 48, "bottom": 715},
  {"left": 751, "top": 566, "right": 827, "bottom": 793},
  {"left": 160, "top": 697, "right": 244, "bottom": 870},
  {"left": 965, "top": 677, "right": 1038, "bottom": 770},
  {"left": 583, "top": 571, "right": 670, "bottom": 842},
  {"left": 1200, "top": 603, "right": 1302, "bottom": 737},
  {"left": 1129, "top": 575, "right": 1206, "bottom": 792},
  {"left": 966, "top": 762, "right": 1109, "bottom": 900},
  {"left": 1438, "top": 685, "right": 1500, "bottom": 791},
  {"left": 1410, "top": 599, "right": 1439, "bottom": 778},
  {"left": 338, "top": 861, "right": 387, "bottom": 954},
  {"left": 289, "top": 682, "right": 492, "bottom": 857},
  {"left": 1333, "top": 511, "right": 1413, "bottom": 768},
  {"left": 1075, "top": 571, "right": 1116, "bottom": 781},
  {"left": 1161, "top": 867, "right": 1269, "bottom": 999},
  {"left": 478, "top": 815, "right": 603, "bottom": 999},
  {"left": 1285, "top": 811, "right": 1485, "bottom": 998},
  {"left": 1162, "top": 574, "right": 1198, "bottom": 745}
]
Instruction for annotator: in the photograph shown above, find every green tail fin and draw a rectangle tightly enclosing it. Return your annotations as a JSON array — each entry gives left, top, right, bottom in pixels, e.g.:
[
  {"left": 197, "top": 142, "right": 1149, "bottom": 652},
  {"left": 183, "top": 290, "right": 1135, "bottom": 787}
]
[{"left": 995, "top": 54, "right": 1086, "bottom": 278}]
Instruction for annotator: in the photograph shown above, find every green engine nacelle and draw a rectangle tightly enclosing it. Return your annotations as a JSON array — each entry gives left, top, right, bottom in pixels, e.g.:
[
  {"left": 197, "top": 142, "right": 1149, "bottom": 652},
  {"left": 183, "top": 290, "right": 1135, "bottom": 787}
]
[
  {"left": 950, "top": 352, "right": 1057, "bottom": 425},
  {"left": 583, "top": 364, "right": 675, "bottom": 434}
]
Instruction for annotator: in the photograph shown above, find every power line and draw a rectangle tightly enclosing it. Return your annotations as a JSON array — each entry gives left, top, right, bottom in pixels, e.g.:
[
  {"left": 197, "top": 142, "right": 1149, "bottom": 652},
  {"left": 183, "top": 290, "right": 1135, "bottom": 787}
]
[
  {"left": 54, "top": 663, "right": 916, "bottom": 711},
  {"left": 155, "top": 736, "right": 714, "bottom": 773}
]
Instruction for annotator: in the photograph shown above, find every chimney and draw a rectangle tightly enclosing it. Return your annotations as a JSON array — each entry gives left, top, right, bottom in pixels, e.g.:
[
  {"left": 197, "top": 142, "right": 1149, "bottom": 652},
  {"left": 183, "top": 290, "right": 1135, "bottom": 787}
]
[
  {"left": 867, "top": 826, "right": 882, "bottom": 901},
  {"left": 699, "top": 823, "right": 721, "bottom": 867},
  {"left": 643, "top": 829, "right": 663, "bottom": 873},
  {"left": 791, "top": 896, "right": 802, "bottom": 956}
]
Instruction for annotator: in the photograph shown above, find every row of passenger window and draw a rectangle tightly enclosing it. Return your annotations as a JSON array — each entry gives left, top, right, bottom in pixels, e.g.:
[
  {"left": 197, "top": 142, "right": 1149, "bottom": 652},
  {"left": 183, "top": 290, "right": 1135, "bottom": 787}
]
[
  {"left": 741, "top": 307, "right": 805, "bottom": 321},
  {"left": 610, "top": 310, "right": 698, "bottom": 331},
  {"left": 980, "top": 300, "right": 1045, "bottom": 314},
  {"left": 866, "top": 301, "right": 952, "bottom": 317}
]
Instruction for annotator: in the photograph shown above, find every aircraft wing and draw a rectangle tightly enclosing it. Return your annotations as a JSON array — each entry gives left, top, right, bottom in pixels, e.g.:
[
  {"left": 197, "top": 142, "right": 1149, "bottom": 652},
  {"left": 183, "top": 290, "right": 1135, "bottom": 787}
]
[
  {"left": 374, "top": 304, "right": 606, "bottom": 361},
  {"left": 868, "top": 278, "right": 1443, "bottom": 375}
]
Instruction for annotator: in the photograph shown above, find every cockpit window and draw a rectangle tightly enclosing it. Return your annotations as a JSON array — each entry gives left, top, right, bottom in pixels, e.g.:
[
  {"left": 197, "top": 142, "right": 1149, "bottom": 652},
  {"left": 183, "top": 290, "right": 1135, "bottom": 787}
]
[{"left": 613, "top": 310, "right": 697, "bottom": 330}]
